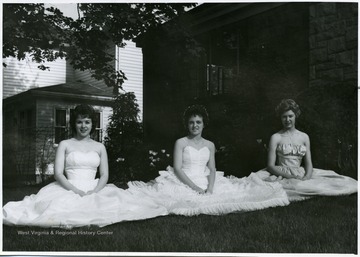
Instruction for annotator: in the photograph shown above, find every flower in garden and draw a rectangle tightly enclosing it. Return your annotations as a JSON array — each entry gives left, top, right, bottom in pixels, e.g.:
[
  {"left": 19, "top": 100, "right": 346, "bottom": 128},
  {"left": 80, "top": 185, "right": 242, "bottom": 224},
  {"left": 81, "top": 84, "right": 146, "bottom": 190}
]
[{"left": 116, "top": 157, "right": 125, "bottom": 162}]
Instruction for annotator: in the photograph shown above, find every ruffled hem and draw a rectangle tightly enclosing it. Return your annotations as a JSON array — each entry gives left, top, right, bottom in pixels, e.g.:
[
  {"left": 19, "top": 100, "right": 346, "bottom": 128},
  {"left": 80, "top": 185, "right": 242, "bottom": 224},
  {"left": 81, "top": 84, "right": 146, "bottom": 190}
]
[
  {"left": 127, "top": 168, "right": 291, "bottom": 216},
  {"left": 171, "top": 196, "right": 290, "bottom": 216}
]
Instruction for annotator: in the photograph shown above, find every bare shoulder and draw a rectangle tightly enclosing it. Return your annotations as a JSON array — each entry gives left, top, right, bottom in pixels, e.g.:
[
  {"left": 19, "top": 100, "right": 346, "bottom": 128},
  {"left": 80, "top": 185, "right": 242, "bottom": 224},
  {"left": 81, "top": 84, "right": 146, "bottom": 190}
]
[
  {"left": 204, "top": 139, "right": 215, "bottom": 150},
  {"left": 270, "top": 132, "right": 282, "bottom": 142},
  {"left": 57, "top": 139, "right": 72, "bottom": 149},
  {"left": 90, "top": 140, "right": 106, "bottom": 151},
  {"left": 175, "top": 137, "right": 187, "bottom": 148},
  {"left": 297, "top": 130, "right": 310, "bottom": 142}
]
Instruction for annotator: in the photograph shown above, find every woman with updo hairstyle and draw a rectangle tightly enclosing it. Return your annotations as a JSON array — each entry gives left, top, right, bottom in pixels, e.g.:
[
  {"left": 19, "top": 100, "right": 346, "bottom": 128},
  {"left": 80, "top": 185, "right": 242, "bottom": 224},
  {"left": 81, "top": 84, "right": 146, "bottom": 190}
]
[
  {"left": 275, "top": 99, "right": 301, "bottom": 118},
  {"left": 255, "top": 98, "right": 357, "bottom": 201}
]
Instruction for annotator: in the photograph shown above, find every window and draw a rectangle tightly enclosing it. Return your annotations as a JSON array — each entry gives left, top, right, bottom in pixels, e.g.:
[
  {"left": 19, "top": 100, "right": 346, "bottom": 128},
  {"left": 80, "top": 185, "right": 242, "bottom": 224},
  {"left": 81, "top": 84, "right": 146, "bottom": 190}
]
[
  {"left": 206, "top": 64, "right": 224, "bottom": 96},
  {"left": 54, "top": 107, "right": 103, "bottom": 144},
  {"left": 93, "top": 112, "right": 102, "bottom": 142},
  {"left": 55, "top": 109, "right": 67, "bottom": 144}
]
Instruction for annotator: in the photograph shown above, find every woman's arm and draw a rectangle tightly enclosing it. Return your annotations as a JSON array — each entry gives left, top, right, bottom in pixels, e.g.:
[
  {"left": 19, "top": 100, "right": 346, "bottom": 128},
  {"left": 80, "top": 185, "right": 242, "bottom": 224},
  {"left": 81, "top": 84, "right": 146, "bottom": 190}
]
[
  {"left": 173, "top": 139, "right": 205, "bottom": 194},
  {"left": 302, "top": 133, "right": 313, "bottom": 180},
  {"left": 206, "top": 142, "right": 216, "bottom": 194},
  {"left": 54, "top": 141, "right": 86, "bottom": 196},
  {"left": 267, "top": 134, "right": 300, "bottom": 179},
  {"left": 87, "top": 144, "right": 109, "bottom": 194}
]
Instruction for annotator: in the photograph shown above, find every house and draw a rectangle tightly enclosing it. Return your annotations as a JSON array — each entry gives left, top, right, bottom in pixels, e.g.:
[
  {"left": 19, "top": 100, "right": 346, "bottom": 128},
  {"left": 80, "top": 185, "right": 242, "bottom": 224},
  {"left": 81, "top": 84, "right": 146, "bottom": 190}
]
[
  {"left": 136, "top": 3, "right": 357, "bottom": 176},
  {"left": 3, "top": 41, "right": 143, "bottom": 184}
]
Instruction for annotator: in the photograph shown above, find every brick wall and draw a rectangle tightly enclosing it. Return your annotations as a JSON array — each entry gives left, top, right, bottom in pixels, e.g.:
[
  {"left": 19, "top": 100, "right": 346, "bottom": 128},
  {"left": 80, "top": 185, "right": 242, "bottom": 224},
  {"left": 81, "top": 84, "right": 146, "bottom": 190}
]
[
  {"left": 305, "top": 3, "right": 357, "bottom": 175},
  {"left": 309, "top": 3, "right": 357, "bottom": 88}
]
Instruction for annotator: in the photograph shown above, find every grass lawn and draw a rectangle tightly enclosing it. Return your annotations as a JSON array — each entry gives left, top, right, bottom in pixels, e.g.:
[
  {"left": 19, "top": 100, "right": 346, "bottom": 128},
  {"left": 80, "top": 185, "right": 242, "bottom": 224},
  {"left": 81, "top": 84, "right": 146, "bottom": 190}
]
[{"left": 2, "top": 185, "right": 357, "bottom": 253}]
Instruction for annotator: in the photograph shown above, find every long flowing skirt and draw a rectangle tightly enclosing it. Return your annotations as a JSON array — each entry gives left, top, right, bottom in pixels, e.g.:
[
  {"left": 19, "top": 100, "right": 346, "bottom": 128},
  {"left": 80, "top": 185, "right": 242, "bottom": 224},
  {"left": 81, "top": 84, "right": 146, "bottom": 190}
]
[
  {"left": 3, "top": 179, "right": 168, "bottom": 228},
  {"left": 255, "top": 167, "right": 358, "bottom": 201},
  {"left": 127, "top": 167, "right": 290, "bottom": 216}
]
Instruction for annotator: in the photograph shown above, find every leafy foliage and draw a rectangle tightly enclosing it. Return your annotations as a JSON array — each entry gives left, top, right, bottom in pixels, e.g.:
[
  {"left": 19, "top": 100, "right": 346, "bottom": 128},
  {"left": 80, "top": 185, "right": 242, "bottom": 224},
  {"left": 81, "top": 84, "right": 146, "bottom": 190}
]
[
  {"left": 3, "top": 4, "right": 71, "bottom": 71},
  {"left": 104, "top": 92, "right": 173, "bottom": 183},
  {"left": 3, "top": 3, "right": 197, "bottom": 93},
  {"left": 104, "top": 92, "right": 145, "bottom": 182}
]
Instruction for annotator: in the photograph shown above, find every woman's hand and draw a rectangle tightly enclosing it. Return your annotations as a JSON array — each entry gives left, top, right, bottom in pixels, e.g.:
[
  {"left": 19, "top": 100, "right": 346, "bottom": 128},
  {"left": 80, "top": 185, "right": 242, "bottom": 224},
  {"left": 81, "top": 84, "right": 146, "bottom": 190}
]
[
  {"left": 74, "top": 189, "right": 86, "bottom": 197},
  {"left": 205, "top": 188, "right": 213, "bottom": 194},
  {"left": 288, "top": 174, "right": 303, "bottom": 180},
  {"left": 192, "top": 186, "right": 206, "bottom": 194},
  {"left": 85, "top": 190, "right": 96, "bottom": 195},
  {"left": 301, "top": 174, "right": 312, "bottom": 181}
]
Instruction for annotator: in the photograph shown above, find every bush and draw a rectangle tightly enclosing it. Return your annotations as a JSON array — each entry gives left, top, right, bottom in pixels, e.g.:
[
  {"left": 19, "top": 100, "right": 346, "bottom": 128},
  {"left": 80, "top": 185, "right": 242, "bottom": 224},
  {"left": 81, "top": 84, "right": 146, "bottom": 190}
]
[{"left": 104, "top": 93, "right": 173, "bottom": 184}]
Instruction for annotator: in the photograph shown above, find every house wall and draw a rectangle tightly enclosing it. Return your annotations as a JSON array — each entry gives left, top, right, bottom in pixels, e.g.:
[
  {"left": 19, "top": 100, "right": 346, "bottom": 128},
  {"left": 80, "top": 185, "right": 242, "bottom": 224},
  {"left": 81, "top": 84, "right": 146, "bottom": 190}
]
[
  {"left": 117, "top": 41, "right": 144, "bottom": 120},
  {"left": 141, "top": 2, "right": 357, "bottom": 176},
  {"left": 3, "top": 96, "right": 37, "bottom": 183},
  {"left": 65, "top": 42, "right": 144, "bottom": 117},
  {"left": 303, "top": 2, "right": 357, "bottom": 174},
  {"left": 141, "top": 3, "right": 309, "bottom": 151},
  {"left": 3, "top": 94, "right": 113, "bottom": 184},
  {"left": 2, "top": 54, "right": 66, "bottom": 99}
]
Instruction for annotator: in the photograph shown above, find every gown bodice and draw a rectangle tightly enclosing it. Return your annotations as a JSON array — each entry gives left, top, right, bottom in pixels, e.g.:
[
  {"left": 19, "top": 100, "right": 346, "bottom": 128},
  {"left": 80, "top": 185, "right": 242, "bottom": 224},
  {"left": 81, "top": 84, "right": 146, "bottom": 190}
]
[
  {"left": 65, "top": 151, "right": 100, "bottom": 180},
  {"left": 182, "top": 146, "right": 210, "bottom": 176},
  {"left": 276, "top": 144, "right": 306, "bottom": 168}
]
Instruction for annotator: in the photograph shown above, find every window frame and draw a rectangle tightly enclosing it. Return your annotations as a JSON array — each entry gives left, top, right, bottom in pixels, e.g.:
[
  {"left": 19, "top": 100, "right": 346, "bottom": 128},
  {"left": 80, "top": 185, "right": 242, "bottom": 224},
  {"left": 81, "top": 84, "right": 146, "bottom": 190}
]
[{"left": 54, "top": 107, "right": 103, "bottom": 144}]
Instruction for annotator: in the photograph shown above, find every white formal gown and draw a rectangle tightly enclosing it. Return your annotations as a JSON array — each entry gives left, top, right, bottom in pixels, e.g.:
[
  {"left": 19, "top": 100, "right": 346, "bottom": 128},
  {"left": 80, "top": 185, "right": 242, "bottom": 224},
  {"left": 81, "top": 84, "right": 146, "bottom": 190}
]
[
  {"left": 127, "top": 145, "right": 290, "bottom": 216},
  {"left": 3, "top": 151, "right": 168, "bottom": 228},
  {"left": 255, "top": 144, "right": 358, "bottom": 201}
]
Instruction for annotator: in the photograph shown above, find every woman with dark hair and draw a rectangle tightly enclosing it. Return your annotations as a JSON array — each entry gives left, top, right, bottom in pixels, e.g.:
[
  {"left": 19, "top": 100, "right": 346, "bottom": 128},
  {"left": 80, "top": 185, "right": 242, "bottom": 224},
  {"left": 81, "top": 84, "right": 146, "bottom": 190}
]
[
  {"left": 3, "top": 104, "right": 167, "bottom": 228},
  {"left": 127, "top": 104, "right": 290, "bottom": 216},
  {"left": 256, "top": 99, "right": 357, "bottom": 201}
]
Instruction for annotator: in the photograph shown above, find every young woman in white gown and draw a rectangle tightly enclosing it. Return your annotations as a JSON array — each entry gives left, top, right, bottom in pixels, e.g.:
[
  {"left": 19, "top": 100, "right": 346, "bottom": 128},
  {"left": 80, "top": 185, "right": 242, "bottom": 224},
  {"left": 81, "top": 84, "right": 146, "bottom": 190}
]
[
  {"left": 4, "top": 102, "right": 355, "bottom": 228},
  {"left": 127, "top": 105, "right": 290, "bottom": 216},
  {"left": 255, "top": 99, "right": 357, "bottom": 201},
  {"left": 3, "top": 104, "right": 167, "bottom": 228}
]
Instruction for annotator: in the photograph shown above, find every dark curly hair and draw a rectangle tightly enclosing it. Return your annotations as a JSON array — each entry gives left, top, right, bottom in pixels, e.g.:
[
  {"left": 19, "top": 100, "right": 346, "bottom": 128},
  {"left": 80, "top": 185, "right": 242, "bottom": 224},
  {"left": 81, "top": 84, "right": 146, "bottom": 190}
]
[
  {"left": 275, "top": 99, "right": 301, "bottom": 118},
  {"left": 183, "top": 105, "right": 209, "bottom": 127},
  {"left": 70, "top": 104, "right": 97, "bottom": 135}
]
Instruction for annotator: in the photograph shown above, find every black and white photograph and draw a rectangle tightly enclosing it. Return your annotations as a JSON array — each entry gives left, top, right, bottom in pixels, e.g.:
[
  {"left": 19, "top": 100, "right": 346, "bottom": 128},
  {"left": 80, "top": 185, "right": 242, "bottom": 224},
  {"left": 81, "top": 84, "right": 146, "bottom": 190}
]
[{"left": 1, "top": 1, "right": 358, "bottom": 255}]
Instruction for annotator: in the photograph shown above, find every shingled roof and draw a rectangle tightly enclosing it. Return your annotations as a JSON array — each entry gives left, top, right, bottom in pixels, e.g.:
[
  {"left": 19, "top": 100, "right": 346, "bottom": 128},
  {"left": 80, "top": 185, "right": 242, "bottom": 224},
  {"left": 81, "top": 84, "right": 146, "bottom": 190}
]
[
  {"left": 4, "top": 82, "right": 115, "bottom": 105},
  {"left": 29, "top": 82, "right": 114, "bottom": 97}
]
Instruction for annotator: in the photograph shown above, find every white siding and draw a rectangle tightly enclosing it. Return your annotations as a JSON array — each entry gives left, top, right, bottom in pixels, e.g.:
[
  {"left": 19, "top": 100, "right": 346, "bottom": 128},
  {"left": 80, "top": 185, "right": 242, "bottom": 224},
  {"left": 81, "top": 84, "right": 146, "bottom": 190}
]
[
  {"left": 116, "top": 41, "right": 143, "bottom": 120},
  {"left": 3, "top": 55, "right": 66, "bottom": 99},
  {"left": 70, "top": 46, "right": 116, "bottom": 90},
  {"left": 101, "top": 106, "right": 113, "bottom": 139}
]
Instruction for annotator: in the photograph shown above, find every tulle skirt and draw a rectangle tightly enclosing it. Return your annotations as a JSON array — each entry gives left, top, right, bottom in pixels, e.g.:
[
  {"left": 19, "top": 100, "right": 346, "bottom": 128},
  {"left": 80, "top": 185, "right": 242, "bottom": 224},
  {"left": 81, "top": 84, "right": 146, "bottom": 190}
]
[
  {"left": 255, "top": 167, "right": 358, "bottom": 201},
  {"left": 3, "top": 179, "right": 168, "bottom": 228},
  {"left": 127, "top": 167, "right": 290, "bottom": 216}
]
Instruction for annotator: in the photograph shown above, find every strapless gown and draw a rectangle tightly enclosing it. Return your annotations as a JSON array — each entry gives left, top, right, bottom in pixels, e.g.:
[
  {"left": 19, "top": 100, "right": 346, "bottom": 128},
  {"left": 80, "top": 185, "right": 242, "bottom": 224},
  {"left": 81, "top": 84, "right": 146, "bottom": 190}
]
[
  {"left": 3, "top": 151, "right": 168, "bottom": 228},
  {"left": 255, "top": 144, "right": 358, "bottom": 201},
  {"left": 127, "top": 146, "right": 290, "bottom": 216}
]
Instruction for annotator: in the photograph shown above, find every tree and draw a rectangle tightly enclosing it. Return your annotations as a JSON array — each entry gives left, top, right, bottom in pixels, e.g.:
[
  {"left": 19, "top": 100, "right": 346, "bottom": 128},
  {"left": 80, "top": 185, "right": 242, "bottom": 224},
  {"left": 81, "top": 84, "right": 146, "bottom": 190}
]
[
  {"left": 104, "top": 92, "right": 146, "bottom": 182},
  {"left": 3, "top": 3, "right": 197, "bottom": 93}
]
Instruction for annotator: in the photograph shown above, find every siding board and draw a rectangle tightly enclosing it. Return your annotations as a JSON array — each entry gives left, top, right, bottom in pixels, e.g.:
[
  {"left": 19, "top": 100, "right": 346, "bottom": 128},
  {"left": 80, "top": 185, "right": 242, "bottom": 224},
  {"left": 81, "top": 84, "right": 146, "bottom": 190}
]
[
  {"left": 3, "top": 55, "right": 66, "bottom": 99},
  {"left": 117, "top": 41, "right": 143, "bottom": 120}
]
